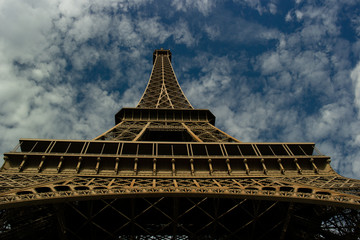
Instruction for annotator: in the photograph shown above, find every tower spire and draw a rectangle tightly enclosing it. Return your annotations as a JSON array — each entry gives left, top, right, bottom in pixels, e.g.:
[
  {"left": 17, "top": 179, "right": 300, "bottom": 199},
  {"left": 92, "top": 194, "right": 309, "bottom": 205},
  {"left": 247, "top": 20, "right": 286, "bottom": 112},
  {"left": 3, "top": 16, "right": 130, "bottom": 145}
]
[
  {"left": 93, "top": 49, "right": 240, "bottom": 142},
  {"left": 137, "top": 49, "right": 193, "bottom": 109}
]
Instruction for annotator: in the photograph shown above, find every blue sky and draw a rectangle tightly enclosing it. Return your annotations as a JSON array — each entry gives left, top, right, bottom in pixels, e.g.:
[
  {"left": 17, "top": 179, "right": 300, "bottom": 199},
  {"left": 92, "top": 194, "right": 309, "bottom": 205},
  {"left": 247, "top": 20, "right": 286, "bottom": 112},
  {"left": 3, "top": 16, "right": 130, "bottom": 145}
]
[{"left": 1, "top": 0, "right": 360, "bottom": 179}]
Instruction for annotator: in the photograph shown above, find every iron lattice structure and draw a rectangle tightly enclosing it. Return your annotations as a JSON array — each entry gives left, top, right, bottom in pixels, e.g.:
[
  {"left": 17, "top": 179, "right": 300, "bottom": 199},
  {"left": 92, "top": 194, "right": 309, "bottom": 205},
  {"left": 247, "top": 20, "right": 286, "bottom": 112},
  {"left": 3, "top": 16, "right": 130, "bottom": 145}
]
[{"left": 0, "top": 49, "right": 359, "bottom": 239}]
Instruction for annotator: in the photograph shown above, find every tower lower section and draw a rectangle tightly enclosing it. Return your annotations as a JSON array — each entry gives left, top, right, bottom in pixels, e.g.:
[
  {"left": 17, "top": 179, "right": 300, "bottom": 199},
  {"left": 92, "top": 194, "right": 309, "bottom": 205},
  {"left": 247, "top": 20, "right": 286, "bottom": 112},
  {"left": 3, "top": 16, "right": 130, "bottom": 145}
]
[{"left": 1, "top": 197, "right": 359, "bottom": 240}]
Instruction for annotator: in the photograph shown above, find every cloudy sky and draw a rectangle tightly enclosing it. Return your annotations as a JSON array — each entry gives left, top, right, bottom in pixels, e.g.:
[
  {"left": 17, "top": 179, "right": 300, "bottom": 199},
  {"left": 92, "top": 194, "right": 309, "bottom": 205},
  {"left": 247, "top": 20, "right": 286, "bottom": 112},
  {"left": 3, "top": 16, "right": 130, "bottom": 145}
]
[{"left": 1, "top": 0, "right": 360, "bottom": 178}]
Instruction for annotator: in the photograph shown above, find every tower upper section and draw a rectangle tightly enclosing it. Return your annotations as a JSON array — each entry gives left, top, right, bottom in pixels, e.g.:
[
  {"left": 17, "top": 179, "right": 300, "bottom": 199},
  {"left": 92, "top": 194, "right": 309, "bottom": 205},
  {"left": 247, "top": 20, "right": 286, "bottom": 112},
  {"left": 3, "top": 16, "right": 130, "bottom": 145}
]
[{"left": 136, "top": 49, "right": 193, "bottom": 109}]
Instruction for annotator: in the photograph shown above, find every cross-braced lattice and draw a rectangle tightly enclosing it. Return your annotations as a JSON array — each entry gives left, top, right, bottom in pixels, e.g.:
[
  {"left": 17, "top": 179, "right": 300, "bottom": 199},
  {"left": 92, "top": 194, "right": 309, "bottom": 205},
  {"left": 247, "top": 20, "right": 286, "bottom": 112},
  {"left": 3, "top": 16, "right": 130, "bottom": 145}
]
[{"left": 0, "top": 49, "right": 359, "bottom": 239}]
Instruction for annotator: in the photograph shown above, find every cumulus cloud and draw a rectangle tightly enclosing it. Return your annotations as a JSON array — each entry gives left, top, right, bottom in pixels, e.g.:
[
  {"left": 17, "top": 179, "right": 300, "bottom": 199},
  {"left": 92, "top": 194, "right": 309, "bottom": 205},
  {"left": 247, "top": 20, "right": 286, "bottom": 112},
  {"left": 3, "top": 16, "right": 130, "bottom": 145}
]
[
  {"left": 248, "top": 1, "right": 360, "bottom": 178},
  {"left": 171, "top": 0, "right": 216, "bottom": 16},
  {"left": 351, "top": 62, "right": 360, "bottom": 112},
  {"left": 178, "top": 1, "right": 360, "bottom": 178},
  {"left": 234, "top": 0, "right": 279, "bottom": 15},
  {"left": 172, "top": 20, "right": 197, "bottom": 46},
  {"left": 0, "top": 0, "right": 178, "bottom": 156}
]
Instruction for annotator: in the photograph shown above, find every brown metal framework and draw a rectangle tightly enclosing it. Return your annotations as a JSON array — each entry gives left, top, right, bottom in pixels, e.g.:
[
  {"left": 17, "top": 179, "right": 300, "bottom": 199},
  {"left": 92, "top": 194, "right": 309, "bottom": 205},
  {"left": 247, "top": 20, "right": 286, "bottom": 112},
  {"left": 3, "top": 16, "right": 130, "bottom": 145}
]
[{"left": 0, "top": 49, "right": 359, "bottom": 239}]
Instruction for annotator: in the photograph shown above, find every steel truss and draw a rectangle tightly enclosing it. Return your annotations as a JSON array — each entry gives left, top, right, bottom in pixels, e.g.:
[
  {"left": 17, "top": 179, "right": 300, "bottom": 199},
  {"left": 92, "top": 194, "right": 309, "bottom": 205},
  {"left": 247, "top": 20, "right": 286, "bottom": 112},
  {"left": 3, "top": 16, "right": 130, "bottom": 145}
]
[
  {"left": 0, "top": 197, "right": 359, "bottom": 240},
  {"left": 1, "top": 49, "right": 359, "bottom": 239}
]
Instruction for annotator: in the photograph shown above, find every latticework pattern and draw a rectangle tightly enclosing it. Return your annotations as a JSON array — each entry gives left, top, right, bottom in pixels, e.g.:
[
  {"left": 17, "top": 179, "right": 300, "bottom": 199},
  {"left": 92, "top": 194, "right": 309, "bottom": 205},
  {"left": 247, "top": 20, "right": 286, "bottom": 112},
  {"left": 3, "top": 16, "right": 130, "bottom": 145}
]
[
  {"left": 137, "top": 50, "right": 193, "bottom": 109},
  {"left": 94, "top": 121, "right": 240, "bottom": 142},
  {"left": 0, "top": 198, "right": 359, "bottom": 240},
  {"left": 1, "top": 49, "right": 359, "bottom": 239}
]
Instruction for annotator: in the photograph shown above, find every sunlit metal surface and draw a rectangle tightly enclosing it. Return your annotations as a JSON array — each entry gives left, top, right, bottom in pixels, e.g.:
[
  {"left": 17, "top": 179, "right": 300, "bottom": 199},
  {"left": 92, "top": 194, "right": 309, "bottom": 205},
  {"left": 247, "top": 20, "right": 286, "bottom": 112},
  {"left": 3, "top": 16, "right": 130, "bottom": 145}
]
[{"left": 0, "top": 50, "right": 359, "bottom": 239}]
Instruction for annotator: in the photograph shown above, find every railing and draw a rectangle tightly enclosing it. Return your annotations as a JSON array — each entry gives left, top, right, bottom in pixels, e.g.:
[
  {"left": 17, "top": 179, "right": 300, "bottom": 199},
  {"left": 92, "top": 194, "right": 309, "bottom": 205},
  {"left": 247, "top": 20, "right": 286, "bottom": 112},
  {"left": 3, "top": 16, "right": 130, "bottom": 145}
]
[
  {"left": 11, "top": 139, "right": 322, "bottom": 157},
  {"left": 2, "top": 139, "right": 331, "bottom": 176},
  {"left": 1, "top": 185, "right": 359, "bottom": 209}
]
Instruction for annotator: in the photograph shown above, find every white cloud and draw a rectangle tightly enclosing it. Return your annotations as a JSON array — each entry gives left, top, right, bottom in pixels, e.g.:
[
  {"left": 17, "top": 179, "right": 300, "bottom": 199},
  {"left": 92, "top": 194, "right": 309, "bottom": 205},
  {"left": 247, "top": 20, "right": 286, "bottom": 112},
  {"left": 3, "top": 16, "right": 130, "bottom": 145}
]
[
  {"left": 268, "top": 3, "right": 277, "bottom": 14},
  {"left": 351, "top": 62, "right": 360, "bottom": 112},
  {"left": 171, "top": 0, "right": 216, "bottom": 16},
  {"left": 295, "top": 10, "right": 303, "bottom": 20},
  {"left": 210, "top": 17, "right": 281, "bottom": 43},
  {"left": 175, "top": 1, "right": 360, "bottom": 178},
  {"left": 351, "top": 15, "right": 360, "bottom": 37},
  {"left": 299, "top": 3, "right": 340, "bottom": 38},
  {"left": 285, "top": 11, "right": 292, "bottom": 22},
  {"left": 0, "top": 0, "right": 166, "bottom": 160},
  {"left": 234, "top": 0, "right": 279, "bottom": 15},
  {"left": 204, "top": 25, "right": 220, "bottom": 40},
  {"left": 58, "top": 0, "right": 88, "bottom": 18},
  {"left": 260, "top": 52, "right": 282, "bottom": 74},
  {"left": 137, "top": 17, "right": 171, "bottom": 43},
  {"left": 172, "top": 20, "right": 196, "bottom": 47},
  {"left": 246, "top": 2, "right": 360, "bottom": 178},
  {"left": 183, "top": 54, "right": 236, "bottom": 106}
]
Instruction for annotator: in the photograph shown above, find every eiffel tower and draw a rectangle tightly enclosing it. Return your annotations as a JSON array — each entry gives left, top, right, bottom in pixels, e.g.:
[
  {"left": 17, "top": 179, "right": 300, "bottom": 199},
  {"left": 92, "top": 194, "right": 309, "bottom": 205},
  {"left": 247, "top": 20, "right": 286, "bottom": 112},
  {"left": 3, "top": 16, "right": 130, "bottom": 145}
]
[{"left": 0, "top": 49, "right": 359, "bottom": 239}]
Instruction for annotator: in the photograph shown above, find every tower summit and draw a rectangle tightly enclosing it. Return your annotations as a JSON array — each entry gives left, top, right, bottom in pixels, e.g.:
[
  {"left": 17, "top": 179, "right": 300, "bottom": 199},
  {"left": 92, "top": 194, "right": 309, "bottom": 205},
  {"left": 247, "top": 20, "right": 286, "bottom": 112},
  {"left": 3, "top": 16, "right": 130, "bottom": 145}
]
[
  {"left": 137, "top": 49, "right": 193, "bottom": 109},
  {"left": 0, "top": 49, "right": 359, "bottom": 239},
  {"left": 94, "top": 49, "right": 239, "bottom": 143}
]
